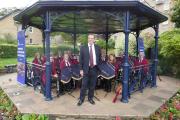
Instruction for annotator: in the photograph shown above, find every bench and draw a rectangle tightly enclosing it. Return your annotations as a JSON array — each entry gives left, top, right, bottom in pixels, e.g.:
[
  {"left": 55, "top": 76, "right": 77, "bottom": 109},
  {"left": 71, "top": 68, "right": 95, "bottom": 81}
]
[{"left": 4, "top": 64, "right": 17, "bottom": 73}]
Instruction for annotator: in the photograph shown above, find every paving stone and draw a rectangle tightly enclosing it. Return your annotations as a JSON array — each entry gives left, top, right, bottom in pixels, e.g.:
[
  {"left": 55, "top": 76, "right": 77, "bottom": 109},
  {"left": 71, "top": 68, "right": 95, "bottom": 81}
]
[
  {"left": 16, "top": 98, "right": 35, "bottom": 106},
  {"left": 148, "top": 95, "right": 165, "bottom": 103},
  {"left": 132, "top": 103, "right": 154, "bottom": 114},
  {"left": 7, "top": 90, "right": 25, "bottom": 97},
  {"left": 158, "top": 89, "right": 174, "bottom": 95},
  {"left": 0, "top": 74, "right": 180, "bottom": 119}
]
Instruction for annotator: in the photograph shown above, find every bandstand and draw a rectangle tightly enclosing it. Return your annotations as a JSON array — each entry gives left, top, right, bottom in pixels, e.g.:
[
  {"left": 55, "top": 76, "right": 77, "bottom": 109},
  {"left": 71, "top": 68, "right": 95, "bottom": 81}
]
[{"left": 14, "top": 0, "right": 168, "bottom": 103}]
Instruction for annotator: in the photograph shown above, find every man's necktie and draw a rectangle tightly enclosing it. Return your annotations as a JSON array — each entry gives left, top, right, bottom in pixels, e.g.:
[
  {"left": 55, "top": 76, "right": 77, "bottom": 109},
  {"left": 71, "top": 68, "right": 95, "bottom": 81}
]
[
  {"left": 90, "top": 45, "right": 94, "bottom": 67},
  {"left": 66, "top": 61, "right": 70, "bottom": 67}
]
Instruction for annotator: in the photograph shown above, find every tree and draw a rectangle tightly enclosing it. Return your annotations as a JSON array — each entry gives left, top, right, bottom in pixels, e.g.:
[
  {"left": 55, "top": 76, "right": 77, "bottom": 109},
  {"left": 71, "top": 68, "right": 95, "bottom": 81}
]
[
  {"left": 77, "top": 34, "right": 88, "bottom": 45},
  {"left": 51, "top": 32, "right": 73, "bottom": 44},
  {"left": 171, "top": 0, "right": 180, "bottom": 28}
]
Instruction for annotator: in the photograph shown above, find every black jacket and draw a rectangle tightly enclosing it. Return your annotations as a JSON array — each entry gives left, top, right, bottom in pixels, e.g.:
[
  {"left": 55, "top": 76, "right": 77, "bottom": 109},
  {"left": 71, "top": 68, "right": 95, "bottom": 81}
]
[{"left": 79, "top": 44, "right": 101, "bottom": 74}]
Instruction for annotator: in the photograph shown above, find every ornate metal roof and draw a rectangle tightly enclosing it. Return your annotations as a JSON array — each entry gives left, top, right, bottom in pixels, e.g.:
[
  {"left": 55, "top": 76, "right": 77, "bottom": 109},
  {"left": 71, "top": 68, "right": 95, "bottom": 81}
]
[{"left": 14, "top": 0, "right": 168, "bottom": 33}]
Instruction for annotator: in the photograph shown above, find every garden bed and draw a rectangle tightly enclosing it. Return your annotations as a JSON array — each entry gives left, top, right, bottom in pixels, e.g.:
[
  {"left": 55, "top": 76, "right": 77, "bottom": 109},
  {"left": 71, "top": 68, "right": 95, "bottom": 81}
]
[
  {"left": 0, "top": 87, "right": 49, "bottom": 120},
  {"left": 150, "top": 89, "right": 180, "bottom": 120}
]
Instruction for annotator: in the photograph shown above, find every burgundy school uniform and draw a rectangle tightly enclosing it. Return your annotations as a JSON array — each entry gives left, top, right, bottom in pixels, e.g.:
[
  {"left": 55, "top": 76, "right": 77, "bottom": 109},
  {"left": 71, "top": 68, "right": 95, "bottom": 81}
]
[
  {"left": 114, "top": 61, "right": 120, "bottom": 78},
  {"left": 57, "top": 57, "right": 63, "bottom": 72},
  {"left": 70, "top": 58, "right": 79, "bottom": 65},
  {"left": 41, "top": 56, "right": 46, "bottom": 65},
  {"left": 51, "top": 58, "right": 58, "bottom": 76},
  {"left": 41, "top": 57, "right": 59, "bottom": 85},
  {"left": 116, "top": 57, "right": 123, "bottom": 63},
  {"left": 32, "top": 57, "right": 42, "bottom": 73},
  {"left": 134, "top": 58, "right": 149, "bottom": 73},
  {"left": 60, "top": 59, "right": 72, "bottom": 70},
  {"left": 32, "top": 57, "right": 40, "bottom": 65}
]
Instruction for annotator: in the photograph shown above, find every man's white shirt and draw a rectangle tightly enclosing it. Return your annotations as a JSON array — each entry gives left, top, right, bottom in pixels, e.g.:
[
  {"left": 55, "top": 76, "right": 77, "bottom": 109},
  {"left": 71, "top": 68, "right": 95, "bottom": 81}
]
[{"left": 88, "top": 43, "right": 96, "bottom": 66}]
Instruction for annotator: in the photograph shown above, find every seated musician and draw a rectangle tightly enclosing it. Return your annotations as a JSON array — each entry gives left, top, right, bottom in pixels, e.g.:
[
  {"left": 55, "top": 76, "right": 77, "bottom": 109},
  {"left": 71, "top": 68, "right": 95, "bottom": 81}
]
[
  {"left": 67, "top": 50, "right": 73, "bottom": 60},
  {"left": 56, "top": 51, "right": 63, "bottom": 75},
  {"left": 101, "top": 49, "right": 107, "bottom": 62},
  {"left": 67, "top": 50, "right": 77, "bottom": 89},
  {"left": 58, "top": 51, "right": 63, "bottom": 62},
  {"left": 32, "top": 52, "right": 41, "bottom": 64},
  {"left": 56, "top": 51, "right": 65, "bottom": 96},
  {"left": 59, "top": 52, "right": 73, "bottom": 92},
  {"left": 40, "top": 54, "right": 46, "bottom": 65},
  {"left": 69, "top": 52, "right": 79, "bottom": 65},
  {"left": 51, "top": 53, "right": 58, "bottom": 78},
  {"left": 104, "top": 54, "right": 116, "bottom": 92},
  {"left": 32, "top": 52, "right": 42, "bottom": 89},
  {"left": 134, "top": 51, "right": 149, "bottom": 74},
  {"left": 41, "top": 53, "right": 58, "bottom": 95},
  {"left": 97, "top": 49, "right": 107, "bottom": 89},
  {"left": 40, "top": 54, "right": 46, "bottom": 83},
  {"left": 32, "top": 53, "right": 46, "bottom": 94},
  {"left": 32, "top": 52, "right": 42, "bottom": 78},
  {"left": 109, "top": 54, "right": 120, "bottom": 79},
  {"left": 116, "top": 52, "right": 123, "bottom": 63},
  {"left": 133, "top": 51, "right": 149, "bottom": 91}
]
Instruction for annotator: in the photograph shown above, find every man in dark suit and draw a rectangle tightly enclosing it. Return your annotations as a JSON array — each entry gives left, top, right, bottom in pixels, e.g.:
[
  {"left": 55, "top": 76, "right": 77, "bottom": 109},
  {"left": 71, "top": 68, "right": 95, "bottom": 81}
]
[{"left": 77, "top": 34, "right": 101, "bottom": 106}]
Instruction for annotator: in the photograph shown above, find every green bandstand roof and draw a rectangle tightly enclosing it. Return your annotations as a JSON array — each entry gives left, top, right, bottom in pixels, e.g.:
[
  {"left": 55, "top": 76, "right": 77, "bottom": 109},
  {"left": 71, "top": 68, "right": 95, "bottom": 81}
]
[{"left": 14, "top": 0, "right": 168, "bottom": 34}]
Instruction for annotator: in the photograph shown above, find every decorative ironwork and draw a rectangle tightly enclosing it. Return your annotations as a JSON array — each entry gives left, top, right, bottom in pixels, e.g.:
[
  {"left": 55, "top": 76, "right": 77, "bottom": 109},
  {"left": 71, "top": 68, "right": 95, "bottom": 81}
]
[{"left": 128, "top": 64, "right": 153, "bottom": 94}]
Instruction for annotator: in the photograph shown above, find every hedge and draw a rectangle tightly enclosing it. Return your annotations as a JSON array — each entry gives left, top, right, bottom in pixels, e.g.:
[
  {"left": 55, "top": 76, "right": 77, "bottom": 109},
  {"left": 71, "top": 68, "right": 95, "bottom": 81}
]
[{"left": 0, "top": 44, "right": 79, "bottom": 58}]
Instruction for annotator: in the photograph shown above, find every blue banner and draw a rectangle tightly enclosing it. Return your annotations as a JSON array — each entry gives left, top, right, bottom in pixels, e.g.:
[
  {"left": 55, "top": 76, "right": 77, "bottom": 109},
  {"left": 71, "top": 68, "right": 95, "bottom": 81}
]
[
  {"left": 138, "top": 37, "right": 145, "bottom": 52},
  {"left": 17, "top": 30, "right": 26, "bottom": 85}
]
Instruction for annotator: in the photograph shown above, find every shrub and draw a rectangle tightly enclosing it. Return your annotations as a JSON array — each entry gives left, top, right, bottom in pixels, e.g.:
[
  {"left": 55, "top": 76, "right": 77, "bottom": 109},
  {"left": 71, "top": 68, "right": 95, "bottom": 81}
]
[
  {"left": 0, "top": 44, "right": 17, "bottom": 58},
  {"left": 158, "top": 29, "right": 180, "bottom": 78}
]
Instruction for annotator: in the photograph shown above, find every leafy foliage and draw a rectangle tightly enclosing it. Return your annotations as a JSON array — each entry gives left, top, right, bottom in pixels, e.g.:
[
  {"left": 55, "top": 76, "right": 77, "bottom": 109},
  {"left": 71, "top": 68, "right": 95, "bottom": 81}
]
[
  {"left": 0, "top": 87, "right": 19, "bottom": 119},
  {"left": 0, "top": 88, "right": 49, "bottom": 120},
  {"left": 158, "top": 29, "right": 180, "bottom": 77},
  {"left": 150, "top": 89, "right": 180, "bottom": 120},
  {"left": 77, "top": 34, "right": 88, "bottom": 45},
  {"left": 171, "top": 0, "right": 180, "bottom": 28},
  {"left": 159, "top": 29, "right": 180, "bottom": 58},
  {"left": 21, "top": 114, "right": 48, "bottom": 120},
  {"left": 51, "top": 32, "right": 74, "bottom": 44},
  {"left": 95, "top": 38, "right": 115, "bottom": 50}
]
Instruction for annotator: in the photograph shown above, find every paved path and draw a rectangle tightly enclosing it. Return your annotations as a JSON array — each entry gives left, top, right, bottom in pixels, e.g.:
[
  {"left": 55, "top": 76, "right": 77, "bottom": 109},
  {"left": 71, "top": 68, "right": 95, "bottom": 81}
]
[{"left": 0, "top": 73, "right": 179, "bottom": 120}]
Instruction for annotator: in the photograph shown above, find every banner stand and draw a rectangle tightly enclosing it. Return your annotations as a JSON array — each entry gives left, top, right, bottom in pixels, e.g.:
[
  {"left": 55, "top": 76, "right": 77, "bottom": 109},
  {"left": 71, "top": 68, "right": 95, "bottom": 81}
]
[{"left": 17, "top": 30, "right": 26, "bottom": 85}]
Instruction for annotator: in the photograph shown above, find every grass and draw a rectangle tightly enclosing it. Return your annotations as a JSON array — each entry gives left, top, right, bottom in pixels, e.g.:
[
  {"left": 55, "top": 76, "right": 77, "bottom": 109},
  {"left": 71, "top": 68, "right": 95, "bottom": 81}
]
[{"left": 0, "top": 57, "right": 33, "bottom": 69}]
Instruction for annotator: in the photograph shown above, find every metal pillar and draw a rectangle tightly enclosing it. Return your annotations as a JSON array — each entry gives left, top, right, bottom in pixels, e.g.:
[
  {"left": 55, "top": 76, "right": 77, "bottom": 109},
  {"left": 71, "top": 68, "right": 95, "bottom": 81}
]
[
  {"left": 152, "top": 24, "right": 159, "bottom": 87},
  {"left": 44, "top": 11, "right": 52, "bottom": 101},
  {"left": 136, "top": 30, "right": 140, "bottom": 57},
  {"left": 42, "top": 30, "right": 45, "bottom": 54},
  {"left": 73, "top": 33, "right": 77, "bottom": 54},
  {"left": 105, "top": 33, "right": 109, "bottom": 57},
  {"left": 105, "top": 17, "right": 109, "bottom": 57},
  {"left": 73, "top": 13, "right": 77, "bottom": 54},
  {"left": 121, "top": 11, "right": 130, "bottom": 103}
]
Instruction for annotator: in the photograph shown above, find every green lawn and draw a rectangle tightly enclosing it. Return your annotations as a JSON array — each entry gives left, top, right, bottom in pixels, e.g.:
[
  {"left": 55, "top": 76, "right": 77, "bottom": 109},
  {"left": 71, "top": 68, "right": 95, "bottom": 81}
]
[{"left": 0, "top": 57, "right": 33, "bottom": 69}]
